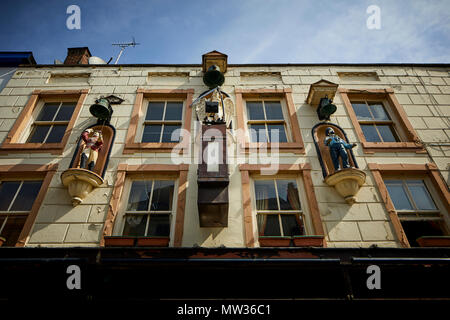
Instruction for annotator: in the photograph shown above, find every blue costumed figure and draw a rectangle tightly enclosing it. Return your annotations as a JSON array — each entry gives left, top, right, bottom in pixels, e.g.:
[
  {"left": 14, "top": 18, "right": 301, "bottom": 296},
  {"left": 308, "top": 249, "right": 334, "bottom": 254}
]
[{"left": 324, "top": 127, "right": 357, "bottom": 171}]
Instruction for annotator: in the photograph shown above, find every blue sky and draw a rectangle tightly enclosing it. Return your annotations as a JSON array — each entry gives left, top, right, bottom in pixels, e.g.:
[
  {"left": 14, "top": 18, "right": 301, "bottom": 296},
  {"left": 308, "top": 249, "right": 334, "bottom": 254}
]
[{"left": 0, "top": 0, "right": 449, "bottom": 64}]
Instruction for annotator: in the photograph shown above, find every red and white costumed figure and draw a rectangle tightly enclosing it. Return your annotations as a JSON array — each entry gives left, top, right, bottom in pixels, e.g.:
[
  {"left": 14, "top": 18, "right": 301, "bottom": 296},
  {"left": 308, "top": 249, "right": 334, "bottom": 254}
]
[{"left": 79, "top": 129, "right": 103, "bottom": 171}]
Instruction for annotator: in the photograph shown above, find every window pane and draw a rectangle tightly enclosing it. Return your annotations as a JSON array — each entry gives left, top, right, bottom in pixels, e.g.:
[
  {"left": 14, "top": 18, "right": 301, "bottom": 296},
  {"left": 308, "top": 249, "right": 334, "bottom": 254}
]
[
  {"left": 0, "top": 215, "right": 27, "bottom": 246},
  {"left": 54, "top": 103, "right": 75, "bottom": 121},
  {"left": 10, "top": 181, "right": 42, "bottom": 211},
  {"left": 264, "top": 101, "right": 284, "bottom": 120},
  {"left": 249, "top": 124, "right": 267, "bottom": 142},
  {"left": 352, "top": 102, "right": 372, "bottom": 120},
  {"left": 276, "top": 180, "right": 301, "bottom": 211},
  {"left": 377, "top": 125, "right": 398, "bottom": 142},
  {"left": 142, "top": 125, "right": 162, "bottom": 142},
  {"left": 254, "top": 180, "right": 278, "bottom": 210},
  {"left": 45, "top": 125, "right": 67, "bottom": 143},
  {"left": 150, "top": 180, "right": 174, "bottom": 211},
  {"left": 0, "top": 181, "right": 21, "bottom": 211},
  {"left": 385, "top": 181, "right": 414, "bottom": 210},
  {"left": 164, "top": 102, "right": 183, "bottom": 120},
  {"left": 369, "top": 103, "right": 390, "bottom": 120},
  {"left": 147, "top": 214, "right": 170, "bottom": 236},
  {"left": 247, "top": 102, "right": 264, "bottom": 120},
  {"left": 267, "top": 124, "right": 287, "bottom": 143},
  {"left": 361, "top": 125, "right": 381, "bottom": 142},
  {"left": 145, "top": 102, "right": 165, "bottom": 120},
  {"left": 123, "top": 214, "right": 147, "bottom": 236},
  {"left": 407, "top": 181, "right": 437, "bottom": 210},
  {"left": 127, "top": 181, "right": 152, "bottom": 211},
  {"left": 27, "top": 125, "right": 51, "bottom": 143},
  {"left": 161, "top": 125, "right": 181, "bottom": 142},
  {"left": 36, "top": 103, "right": 59, "bottom": 121},
  {"left": 259, "top": 214, "right": 281, "bottom": 236},
  {"left": 281, "top": 214, "right": 303, "bottom": 236}
]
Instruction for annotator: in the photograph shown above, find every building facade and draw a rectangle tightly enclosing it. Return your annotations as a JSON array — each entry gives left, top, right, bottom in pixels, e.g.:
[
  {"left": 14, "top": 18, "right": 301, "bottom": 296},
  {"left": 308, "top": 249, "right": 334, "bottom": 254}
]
[{"left": 0, "top": 48, "right": 449, "bottom": 302}]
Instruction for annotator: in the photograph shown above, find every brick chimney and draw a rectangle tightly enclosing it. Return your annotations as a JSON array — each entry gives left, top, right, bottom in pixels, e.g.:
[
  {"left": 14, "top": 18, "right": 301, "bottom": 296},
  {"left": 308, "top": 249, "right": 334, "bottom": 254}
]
[{"left": 63, "top": 47, "right": 92, "bottom": 65}]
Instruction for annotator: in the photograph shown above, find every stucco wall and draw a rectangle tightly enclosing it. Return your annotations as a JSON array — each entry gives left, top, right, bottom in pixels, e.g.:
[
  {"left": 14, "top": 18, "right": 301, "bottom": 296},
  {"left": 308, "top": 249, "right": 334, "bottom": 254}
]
[{"left": 0, "top": 65, "right": 448, "bottom": 248}]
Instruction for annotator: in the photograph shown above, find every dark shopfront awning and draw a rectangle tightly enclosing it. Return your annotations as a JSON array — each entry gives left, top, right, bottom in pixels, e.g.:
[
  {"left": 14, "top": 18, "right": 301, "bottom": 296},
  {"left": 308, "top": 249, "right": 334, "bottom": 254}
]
[{"left": 0, "top": 247, "right": 449, "bottom": 308}]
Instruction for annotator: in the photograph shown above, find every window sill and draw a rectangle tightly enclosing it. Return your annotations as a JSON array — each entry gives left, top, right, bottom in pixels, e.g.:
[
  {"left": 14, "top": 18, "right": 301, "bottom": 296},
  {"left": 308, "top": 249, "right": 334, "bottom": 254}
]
[
  {"left": 416, "top": 236, "right": 450, "bottom": 248},
  {"left": 0, "top": 142, "right": 65, "bottom": 155},
  {"left": 292, "top": 235, "right": 325, "bottom": 247},
  {"left": 104, "top": 236, "right": 170, "bottom": 247},
  {"left": 361, "top": 141, "right": 426, "bottom": 154},
  {"left": 258, "top": 236, "right": 292, "bottom": 247},
  {"left": 258, "top": 236, "right": 325, "bottom": 247},
  {"left": 244, "top": 142, "right": 305, "bottom": 154},
  {"left": 123, "top": 142, "right": 180, "bottom": 154}
]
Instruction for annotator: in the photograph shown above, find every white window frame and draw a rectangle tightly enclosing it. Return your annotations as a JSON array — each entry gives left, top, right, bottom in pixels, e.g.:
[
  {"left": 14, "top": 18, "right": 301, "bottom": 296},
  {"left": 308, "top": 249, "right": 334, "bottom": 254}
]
[
  {"left": 112, "top": 176, "right": 179, "bottom": 244},
  {"left": 250, "top": 175, "right": 311, "bottom": 239},
  {"left": 385, "top": 177, "right": 447, "bottom": 223},
  {"left": 244, "top": 98, "right": 292, "bottom": 143},
  {"left": 18, "top": 97, "right": 76, "bottom": 144},
  {"left": 0, "top": 178, "right": 43, "bottom": 236},
  {"left": 350, "top": 98, "right": 405, "bottom": 143},
  {"left": 136, "top": 99, "right": 185, "bottom": 143}
]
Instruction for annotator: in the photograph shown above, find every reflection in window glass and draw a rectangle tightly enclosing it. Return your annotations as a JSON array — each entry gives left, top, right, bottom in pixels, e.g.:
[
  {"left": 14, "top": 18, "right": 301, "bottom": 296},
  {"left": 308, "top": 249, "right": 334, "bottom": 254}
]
[
  {"left": 123, "top": 215, "right": 148, "bottom": 236},
  {"left": 406, "top": 181, "right": 437, "bottom": 210},
  {"left": 45, "top": 125, "right": 67, "bottom": 143},
  {"left": 145, "top": 102, "right": 165, "bottom": 120},
  {"left": 276, "top": 180, "right": 301, "bottom": 211},
  {"left": 385, "top": 179, "right": 438, "bottom": 212},
  {"left": 369, "top": 103, "right": 390, "bottom": 120},
  {"left": 254, "top": 180, "right": 278, "bottom": 211},
  {"left": 255, "top": 179, "right": 304, "bottom": 239},
  {"left": 377, "top": 125, "right": 398, "bottom": 142},
  {"left": 361, "top": 125, "right": 381, "bottom": 142},
  {"left": 147, "top": 214, "right": 170, "bottom": 236},
  {"left": 127, "top": 181, "right": 152, "bottom": 211},
  {"left": 0, "top": 181, "right": 21, "bottom": 211},
  {"left": 0, "top": 215, "right": 27, "bottom": 247},
  {"left": 264, "top": 101, "right": 284, "bottom": 120},
  {"left": 385, "top": 181, "right": 414, "bottom": 210},
  {"left": 10, "top": 181, "right": 42, "bottom": 211},
  {"left": 27, "top": 125, "right": 51, "bottom": 143},
  {"left": 258, "top": 214, "right": 281, "bottom": 236},
  {"left": 268, "top": 124, "right": 287, "bottom": 143},
  {"left": 54, "top": 103, "right": 75, "bottom": 121},
  {"left": 352, "top": 103, "right": 372, "bottom": 120},
  {"left": 249, "top": 125, "right": 267, "bottom": 143},
  {"left": 142, "top": 125, "right": 162, "bottom": 143},
  {"left": 164, "top": 102, "right": 183, "bottom": 120},
  {"left": 161, "top": 125, "right": 181, "bottom": 142},
  {"left": 150, "top": 181, "right": 174, "bottom": 211},
  {"left": 0, "top": 180, "right": 43, "bottom": 247},
  {"left": 247, "top": 102, "right": 264, "bottom": 120},
  {"left": 281, "top": 215, "right": 303, "bottom": 236},
  {"left": 36, "top": 103, "right": 59, "bottom": 121},
  {"left": 123, "top": 179, "right": 174, "bottom": 237}
]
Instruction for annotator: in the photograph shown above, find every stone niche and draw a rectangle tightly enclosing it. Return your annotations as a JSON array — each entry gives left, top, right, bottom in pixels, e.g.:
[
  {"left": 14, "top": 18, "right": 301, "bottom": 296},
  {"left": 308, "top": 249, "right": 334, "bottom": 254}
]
[
  {"left": 312, "top": 122, "right": 365, "bottom": 204},
  {"left": 61, "top": 123, "right": 115, "bottom": 206}
]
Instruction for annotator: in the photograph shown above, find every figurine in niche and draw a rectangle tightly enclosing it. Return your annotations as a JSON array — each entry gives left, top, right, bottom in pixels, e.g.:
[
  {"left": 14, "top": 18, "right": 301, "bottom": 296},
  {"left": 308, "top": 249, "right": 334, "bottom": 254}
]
[
  {"left": 324, "top": 127, "right": 357, "bottom": 171},
  {"left": 79, "top": 128, "right": 103, "bottom": 171}
]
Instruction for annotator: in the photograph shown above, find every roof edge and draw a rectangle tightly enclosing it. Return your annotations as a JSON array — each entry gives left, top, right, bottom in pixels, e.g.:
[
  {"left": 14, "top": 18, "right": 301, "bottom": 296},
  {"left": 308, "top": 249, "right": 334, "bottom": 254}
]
[{"left": 18, "top": 62, "right": 450, "bottom": 68}]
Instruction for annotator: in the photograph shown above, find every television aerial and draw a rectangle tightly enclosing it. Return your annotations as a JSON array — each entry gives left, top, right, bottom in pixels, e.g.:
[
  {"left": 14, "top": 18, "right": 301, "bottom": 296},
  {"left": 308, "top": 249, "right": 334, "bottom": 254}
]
[{"left": 112, "top": 37, "right": 140, "bottom": 64}]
